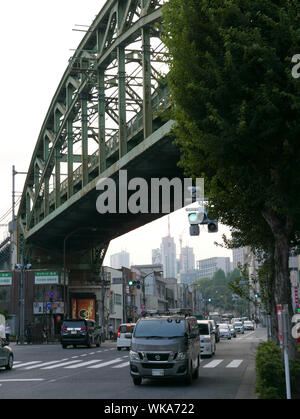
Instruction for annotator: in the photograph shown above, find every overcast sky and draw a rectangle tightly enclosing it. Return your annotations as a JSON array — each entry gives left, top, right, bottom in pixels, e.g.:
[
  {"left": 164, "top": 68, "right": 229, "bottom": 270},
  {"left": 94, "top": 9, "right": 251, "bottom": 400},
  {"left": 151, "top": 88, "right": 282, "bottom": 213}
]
[{"left": 0, "top": 0, "right": 232, "bottom": 266}]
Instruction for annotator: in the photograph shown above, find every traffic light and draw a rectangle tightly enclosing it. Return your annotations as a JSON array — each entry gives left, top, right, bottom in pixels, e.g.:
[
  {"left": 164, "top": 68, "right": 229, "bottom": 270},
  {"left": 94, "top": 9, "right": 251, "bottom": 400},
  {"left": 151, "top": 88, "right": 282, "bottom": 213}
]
[
  {"left": 296, "top": 304, "right": 300, "bottom": 313},
  {"left": 128, "top": 280, "right": 141, "bottom": 289}
]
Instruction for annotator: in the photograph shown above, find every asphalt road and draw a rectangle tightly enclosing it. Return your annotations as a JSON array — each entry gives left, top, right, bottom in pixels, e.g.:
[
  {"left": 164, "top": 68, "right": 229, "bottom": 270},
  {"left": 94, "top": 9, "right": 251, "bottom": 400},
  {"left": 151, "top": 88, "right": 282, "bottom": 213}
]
[{"left": 0, "top": 327, "right": 266, "bottom": 400}]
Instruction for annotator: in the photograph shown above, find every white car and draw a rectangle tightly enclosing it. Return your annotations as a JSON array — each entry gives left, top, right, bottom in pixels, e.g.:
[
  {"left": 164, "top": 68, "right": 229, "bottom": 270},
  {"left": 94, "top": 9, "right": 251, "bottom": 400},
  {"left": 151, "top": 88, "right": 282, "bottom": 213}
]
[
  {"left": 117, "top": 323, "right": 136, "bottom": 350},
  {"left": 218, "top": 323, "right": 231, "bottom": 340},
  {"left": 197, "top": 320, "right": 216, "bottom": 357},
  {"left": 243, "top": 320, "right": 254, "bottom": 331}
]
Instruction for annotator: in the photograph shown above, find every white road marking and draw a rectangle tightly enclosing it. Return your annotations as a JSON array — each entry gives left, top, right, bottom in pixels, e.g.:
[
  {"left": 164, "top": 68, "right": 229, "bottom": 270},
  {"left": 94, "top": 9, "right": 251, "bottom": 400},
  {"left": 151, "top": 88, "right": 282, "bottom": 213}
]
[
  {"left": 203, "top": 359, "right": 223, "bottom": 368},
  {"left": 41, "top": 360, "right": 82, "bottom": 369},
  {"left": 112, "top": 361, "right": 129, "bottom": 369},
  {"left": 13, "top": 361, "right": 42, "bottom": 368},
  {"left": 226, "top": 360, "right": 243, "bottom": 368},
  {"left": 64, "top": 359, "right": 103, "bottom": 369},
  {"left": 0, "top": 379, "right": 44, "bottom": 382},
  {"left": 24, "top": 359, "right": 68, "bottom": 370},
  {"left": 87, "top": 358, "right": 123, "bottom": 368}
]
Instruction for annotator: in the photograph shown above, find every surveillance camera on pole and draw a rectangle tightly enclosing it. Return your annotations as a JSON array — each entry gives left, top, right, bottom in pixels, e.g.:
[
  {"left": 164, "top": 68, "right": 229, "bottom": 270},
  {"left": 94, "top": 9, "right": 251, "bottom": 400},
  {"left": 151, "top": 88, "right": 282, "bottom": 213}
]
[{"left": 187, "top": 205, "right": 218, "bottom": 235}]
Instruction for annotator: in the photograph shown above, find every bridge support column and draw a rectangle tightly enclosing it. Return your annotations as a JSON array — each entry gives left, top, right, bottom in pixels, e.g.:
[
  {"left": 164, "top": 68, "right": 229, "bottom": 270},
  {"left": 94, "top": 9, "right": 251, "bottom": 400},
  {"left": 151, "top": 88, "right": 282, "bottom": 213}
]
[
  {"left": 118, "top": 46, "right": 127, "bottom": 158},
  {"left": 142, "top": 26, "right": 152, "bottom": 139},
  {"left": 98, "top": 68, "right": 106, "bottom": 173},
  {"left": 81, "top": 98, "right": 88, "bottom": 186}
]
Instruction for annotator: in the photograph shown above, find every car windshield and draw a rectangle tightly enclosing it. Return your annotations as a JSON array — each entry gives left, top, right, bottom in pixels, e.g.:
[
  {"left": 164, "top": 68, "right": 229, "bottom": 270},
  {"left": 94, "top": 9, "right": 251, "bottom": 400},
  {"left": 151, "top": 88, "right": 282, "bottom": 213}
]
[
  {"left": 219, "top": 324, "right": 229, "bottom": 329},
  {"left": 120, "top": 325, "right": 135, "bottom": 333},
  {"left": 197, "top": 323, "right": 209, "bottom": 335},
  {"left": 134, "top": 318, "right": 185, "bottom": 338},
  {"left": 63, "top": 321, "right": 85, "bottom": 328}
]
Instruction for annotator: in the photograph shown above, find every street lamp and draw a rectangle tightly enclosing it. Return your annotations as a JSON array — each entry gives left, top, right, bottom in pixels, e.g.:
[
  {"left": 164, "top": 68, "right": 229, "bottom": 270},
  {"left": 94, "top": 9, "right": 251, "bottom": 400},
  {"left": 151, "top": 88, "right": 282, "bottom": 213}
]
[
  {"left": 15, "top": 257, "right": 31, "bottom": 344},
  {"left": 141, "top": 270, "right": 163, "bottom": 313}
]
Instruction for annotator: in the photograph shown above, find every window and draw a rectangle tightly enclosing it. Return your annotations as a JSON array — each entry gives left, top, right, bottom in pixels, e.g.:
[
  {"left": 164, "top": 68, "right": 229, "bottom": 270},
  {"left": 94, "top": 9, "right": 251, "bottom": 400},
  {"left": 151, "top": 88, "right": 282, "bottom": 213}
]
[{"left": 114, "top": 293, "right": 122, "bottom": 305}]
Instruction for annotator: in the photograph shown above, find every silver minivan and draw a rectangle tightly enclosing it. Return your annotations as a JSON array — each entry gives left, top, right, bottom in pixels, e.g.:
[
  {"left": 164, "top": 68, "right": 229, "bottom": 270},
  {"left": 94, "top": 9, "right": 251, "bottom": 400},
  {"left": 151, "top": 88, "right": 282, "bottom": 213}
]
[{"left": 129, "top": 314, "right": 200, "bottom": 386}]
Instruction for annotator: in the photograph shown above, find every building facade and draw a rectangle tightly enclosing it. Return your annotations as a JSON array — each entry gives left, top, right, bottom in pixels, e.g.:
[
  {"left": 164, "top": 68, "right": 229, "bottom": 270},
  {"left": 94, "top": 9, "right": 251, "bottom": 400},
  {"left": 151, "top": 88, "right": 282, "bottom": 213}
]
[{"left": 196, "top": 257, "right": 231, "bottom": 279}]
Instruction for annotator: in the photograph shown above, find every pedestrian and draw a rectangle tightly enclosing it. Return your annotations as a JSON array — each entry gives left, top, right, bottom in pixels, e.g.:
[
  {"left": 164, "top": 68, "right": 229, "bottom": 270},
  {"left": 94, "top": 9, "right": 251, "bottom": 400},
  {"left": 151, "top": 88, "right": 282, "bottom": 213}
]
[
  {"left": 25, "top": 323, "right": 32, "bottom": 344},
  {"left": 42, "top": 328, "right": 48, "bottom": 344},
  {"left": 5, "top": 324, "right": 11, "bottom": 344},
  {"left": 108, "top": 324, "right": 113, "bottom": 340}
]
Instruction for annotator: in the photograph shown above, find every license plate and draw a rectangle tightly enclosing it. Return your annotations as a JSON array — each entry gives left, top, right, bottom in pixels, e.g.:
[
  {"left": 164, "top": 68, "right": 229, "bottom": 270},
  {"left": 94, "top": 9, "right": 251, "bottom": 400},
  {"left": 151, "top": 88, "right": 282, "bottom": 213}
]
[
  {"left": 152, "top": 369, "right": 164, "bottom": 376},
  {"left": 71, "top": 330, "right": 77, "bottom": 334}
]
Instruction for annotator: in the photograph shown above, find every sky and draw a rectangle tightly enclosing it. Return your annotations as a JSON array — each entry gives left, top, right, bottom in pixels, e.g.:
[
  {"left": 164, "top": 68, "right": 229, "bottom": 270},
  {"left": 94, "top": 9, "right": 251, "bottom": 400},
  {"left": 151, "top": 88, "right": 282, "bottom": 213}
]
[{"left": 0, "top": 0, "right": 232, "bottom": 266}]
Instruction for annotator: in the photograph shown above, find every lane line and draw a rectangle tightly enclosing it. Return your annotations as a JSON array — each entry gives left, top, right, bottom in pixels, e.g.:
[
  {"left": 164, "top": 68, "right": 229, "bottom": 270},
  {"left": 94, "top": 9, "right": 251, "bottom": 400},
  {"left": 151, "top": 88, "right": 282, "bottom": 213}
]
[{"left": 0, "top": 379, "right": 45, "bottom": 382}]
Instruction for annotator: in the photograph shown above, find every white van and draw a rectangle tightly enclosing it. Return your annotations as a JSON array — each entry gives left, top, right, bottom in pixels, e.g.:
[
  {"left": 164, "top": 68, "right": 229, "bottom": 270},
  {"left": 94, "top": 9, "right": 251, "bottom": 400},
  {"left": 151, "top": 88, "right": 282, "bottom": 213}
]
[
  {"left": 117, "top": 323, "right": 136, "bottom": 350},
  {"left": 197, "top": 320, "right": 216, "bottom": 357}
]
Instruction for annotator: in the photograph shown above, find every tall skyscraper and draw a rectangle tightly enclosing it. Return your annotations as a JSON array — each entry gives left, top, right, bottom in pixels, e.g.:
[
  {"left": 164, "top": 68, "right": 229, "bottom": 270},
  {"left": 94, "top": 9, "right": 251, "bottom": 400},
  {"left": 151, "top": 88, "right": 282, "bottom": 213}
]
[
  {"left": 160, "top": 236, "right": 177, "bottom": 278},
  {"left": 110, "top": 250, "right": 130, "bottom": 269}
]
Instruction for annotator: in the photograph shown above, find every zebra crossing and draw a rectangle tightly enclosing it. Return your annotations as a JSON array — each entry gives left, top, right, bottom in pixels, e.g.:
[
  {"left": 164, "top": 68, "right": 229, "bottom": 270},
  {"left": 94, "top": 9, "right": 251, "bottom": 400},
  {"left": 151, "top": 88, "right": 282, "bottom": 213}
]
[
  {"left": 12, "top": 349, "right": 130, "bottom": 372},
  {"left": 13, "top": 354, "right": 244, "bottom": 371}
]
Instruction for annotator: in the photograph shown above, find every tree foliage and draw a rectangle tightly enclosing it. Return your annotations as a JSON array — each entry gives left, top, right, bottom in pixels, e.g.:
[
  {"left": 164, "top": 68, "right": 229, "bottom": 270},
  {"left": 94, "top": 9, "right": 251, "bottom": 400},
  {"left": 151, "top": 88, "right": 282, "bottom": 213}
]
[{"left": 162, "top": 0, "right": 300, "bottom": 358}]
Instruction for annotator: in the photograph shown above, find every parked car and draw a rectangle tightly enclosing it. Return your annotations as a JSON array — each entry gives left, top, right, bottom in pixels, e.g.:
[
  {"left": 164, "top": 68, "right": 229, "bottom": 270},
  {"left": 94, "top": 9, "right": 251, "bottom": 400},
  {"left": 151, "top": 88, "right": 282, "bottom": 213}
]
[
  {"left": 218, "top": 323, "right": 232, "bottom": 339},
  {"left": 243, "top": 320, "right": 254, "bottom": 331},
  {"left": 197, "top": 320, "right": 216, "bottom": 357},
  {"left": 0, "top": 338, "right": 13, "bottom": 370},
  {"left": 130, "top": 314, "right": 200, "bottom": 386},
  {"left": 229, "top": 324, "right": 236, "bottom": 338},
  {"left": 61, "top": 319, "right": 101, "bottom": 348},
  {"left": 233, "top": 321, "right": 244, "bottom": 334},
  {"left": 117, "top": 323, "right": 136, "bottom": 351}
]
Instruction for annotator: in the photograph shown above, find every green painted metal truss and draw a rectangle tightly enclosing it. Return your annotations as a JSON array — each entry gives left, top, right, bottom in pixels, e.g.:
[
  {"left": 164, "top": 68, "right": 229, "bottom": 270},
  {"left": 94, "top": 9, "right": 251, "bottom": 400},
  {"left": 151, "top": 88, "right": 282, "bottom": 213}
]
[{"left": 17, "top": 0, "right": 170, "bottom": 242}]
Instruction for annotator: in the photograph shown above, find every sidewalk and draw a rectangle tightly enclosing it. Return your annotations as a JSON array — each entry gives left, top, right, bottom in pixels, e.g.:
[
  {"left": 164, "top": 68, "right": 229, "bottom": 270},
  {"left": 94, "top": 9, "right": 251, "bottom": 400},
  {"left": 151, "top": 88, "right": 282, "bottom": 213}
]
[{"left": 235, "top": 326, "right": 267, "bottom": 399}]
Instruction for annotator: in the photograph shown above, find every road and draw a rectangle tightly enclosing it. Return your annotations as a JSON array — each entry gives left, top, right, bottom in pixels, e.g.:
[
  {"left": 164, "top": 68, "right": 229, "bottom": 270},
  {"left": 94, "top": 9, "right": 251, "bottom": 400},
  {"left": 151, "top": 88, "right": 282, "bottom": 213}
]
[{"left": 0, "top": 327, "right": 266, "bottom": 400}]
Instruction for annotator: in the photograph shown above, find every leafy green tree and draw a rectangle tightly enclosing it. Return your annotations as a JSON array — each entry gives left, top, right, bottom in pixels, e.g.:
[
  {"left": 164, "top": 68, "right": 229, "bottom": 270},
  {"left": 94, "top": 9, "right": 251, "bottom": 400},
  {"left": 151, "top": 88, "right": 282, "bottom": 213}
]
[{"left": 162, "top": 0, "right": 300, "bottom": 359}]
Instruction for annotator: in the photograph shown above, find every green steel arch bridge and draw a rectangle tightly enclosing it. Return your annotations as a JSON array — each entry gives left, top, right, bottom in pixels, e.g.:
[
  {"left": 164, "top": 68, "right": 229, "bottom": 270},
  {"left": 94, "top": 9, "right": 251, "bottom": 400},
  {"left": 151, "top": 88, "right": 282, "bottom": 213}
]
[{"left": 17, "top": 0, "right": 182, "bottom": 279}]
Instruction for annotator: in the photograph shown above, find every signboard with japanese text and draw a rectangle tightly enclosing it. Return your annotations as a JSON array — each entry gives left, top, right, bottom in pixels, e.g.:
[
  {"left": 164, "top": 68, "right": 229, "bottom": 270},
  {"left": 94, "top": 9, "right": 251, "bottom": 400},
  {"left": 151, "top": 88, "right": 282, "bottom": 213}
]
[
  {"left": 0, "top": 272, "right": 12, "bottom": 286},
  {"left": 35, "top": 271, "right": 59, "bottom": 285}
]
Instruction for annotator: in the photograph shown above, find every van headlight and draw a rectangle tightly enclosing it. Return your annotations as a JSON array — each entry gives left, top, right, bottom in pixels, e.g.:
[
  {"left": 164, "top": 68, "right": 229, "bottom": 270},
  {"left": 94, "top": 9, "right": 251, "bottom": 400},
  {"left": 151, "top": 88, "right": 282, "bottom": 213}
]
[
  {"left": 130, "top": 350, "right": 140, "bottom": 361},
  {"left": 177, "top": 352, "right": 187, "bottom": 360}
]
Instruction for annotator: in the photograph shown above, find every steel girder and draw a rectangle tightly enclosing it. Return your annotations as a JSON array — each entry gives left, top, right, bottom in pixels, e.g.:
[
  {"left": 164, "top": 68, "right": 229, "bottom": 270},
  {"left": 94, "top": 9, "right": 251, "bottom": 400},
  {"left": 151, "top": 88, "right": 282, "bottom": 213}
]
[{"left": 17, "top": 0, "right": 170, "bottom": 245}]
